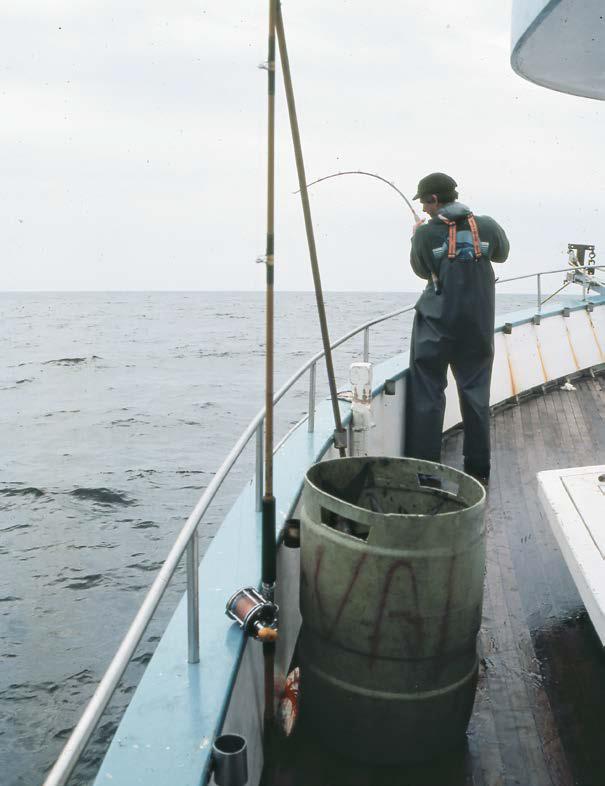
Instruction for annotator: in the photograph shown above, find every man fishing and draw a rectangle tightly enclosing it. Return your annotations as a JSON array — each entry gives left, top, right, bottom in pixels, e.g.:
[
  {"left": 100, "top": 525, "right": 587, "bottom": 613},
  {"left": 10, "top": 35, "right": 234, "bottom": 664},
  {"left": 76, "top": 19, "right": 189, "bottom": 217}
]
[{"left": 405, "top": 172, "right": 510, "bottom": 484}]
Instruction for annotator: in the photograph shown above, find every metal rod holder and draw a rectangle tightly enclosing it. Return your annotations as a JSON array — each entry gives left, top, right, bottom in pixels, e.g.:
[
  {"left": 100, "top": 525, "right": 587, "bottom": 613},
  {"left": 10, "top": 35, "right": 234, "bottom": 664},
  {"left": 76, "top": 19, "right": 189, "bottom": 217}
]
[
  {"left": 213, "top": 734, "right": 248, "bottom": 786},
  {"left": 363, "top": 327, "right": 370, "bottom": 363},
  {"left": 308, "top": 362, "right": 316, "bottom": 433},
  {"left": 537, "top": 274, "right": 542, "bottom": 313},
  {"left": 186, "top": 527, "right": 200, "bottom": 664},
  {"left": 255, "top": 422, "right": 264, "bottom": 513}
]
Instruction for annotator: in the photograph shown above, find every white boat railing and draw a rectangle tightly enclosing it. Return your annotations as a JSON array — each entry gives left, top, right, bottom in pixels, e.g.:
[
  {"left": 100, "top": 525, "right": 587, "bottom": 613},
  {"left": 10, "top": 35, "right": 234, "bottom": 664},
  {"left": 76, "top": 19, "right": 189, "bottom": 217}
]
[
  {"left": 497, "top": 265, "right": 605, "bottom": 310},
  {"left": 41, "top": 264, "right": 604, "bottom": 786}
]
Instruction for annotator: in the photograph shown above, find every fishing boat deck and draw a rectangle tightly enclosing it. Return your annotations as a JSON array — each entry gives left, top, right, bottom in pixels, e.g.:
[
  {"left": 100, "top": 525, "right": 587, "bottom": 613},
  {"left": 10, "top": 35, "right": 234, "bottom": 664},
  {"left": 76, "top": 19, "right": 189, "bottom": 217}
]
[{"left": 263, "top": 372, "right": 605, "bottom": 786}]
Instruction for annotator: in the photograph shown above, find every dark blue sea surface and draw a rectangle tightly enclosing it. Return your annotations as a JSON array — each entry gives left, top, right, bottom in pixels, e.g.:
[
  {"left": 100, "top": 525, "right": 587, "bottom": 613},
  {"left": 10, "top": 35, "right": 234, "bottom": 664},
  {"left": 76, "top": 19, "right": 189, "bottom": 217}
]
[{"left": 0, "top": 290, "right": 545, "bottom": 785}]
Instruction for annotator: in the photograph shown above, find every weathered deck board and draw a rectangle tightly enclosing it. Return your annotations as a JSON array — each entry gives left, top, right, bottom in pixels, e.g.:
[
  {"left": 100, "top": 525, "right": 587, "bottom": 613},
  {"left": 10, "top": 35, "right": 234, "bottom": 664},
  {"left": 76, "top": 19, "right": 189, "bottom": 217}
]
[{"left": 265, "top": 376, "right": 605, "bottom": 786}]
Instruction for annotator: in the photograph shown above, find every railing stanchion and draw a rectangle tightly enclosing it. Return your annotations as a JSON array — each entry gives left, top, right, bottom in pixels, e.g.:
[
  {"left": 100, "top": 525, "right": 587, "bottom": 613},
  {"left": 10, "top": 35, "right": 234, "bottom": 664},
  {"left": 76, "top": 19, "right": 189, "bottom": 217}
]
[
  {"left": 186, "top": 528, "right": 200, "bottom": 664},
  {"left": 537, "top": 274, "right": 542, "bottom": 313},
  {"left": 308, "top": 362, "right": 316, "bottom": 433},
  {"left": 255, "top": 421, "right": 264, "bottom": 513},
  {"left": 363, "top": 327, "right": 370, "bottom": 363}
]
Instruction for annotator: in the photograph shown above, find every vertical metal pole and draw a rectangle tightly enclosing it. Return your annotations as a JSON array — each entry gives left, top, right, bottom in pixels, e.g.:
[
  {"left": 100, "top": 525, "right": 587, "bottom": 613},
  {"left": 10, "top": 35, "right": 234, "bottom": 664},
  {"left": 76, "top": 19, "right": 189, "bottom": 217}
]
[
  {"left": 186, "top": 528, "right": 200, "bottom": 664},
  {"left": 255, "top": 421, "right": 264, "bottom": 512},
  {"left": 275, "top": 2, "right": 346, "bottom": 456},
  {"left": 363, "top": 328, "right": 370, "bottom": 363},
  {"left": 307, "top": 362, "right": 316, "bottom": 433},
  {"left": 537, "top": 274, "right": 542, "bottom": 313}
]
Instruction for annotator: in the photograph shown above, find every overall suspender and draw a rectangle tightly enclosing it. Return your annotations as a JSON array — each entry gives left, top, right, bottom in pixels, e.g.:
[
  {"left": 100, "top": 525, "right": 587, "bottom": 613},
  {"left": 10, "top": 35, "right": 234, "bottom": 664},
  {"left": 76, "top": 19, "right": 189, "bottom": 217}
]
[{"left": 438, "top": 213, "right": 482, "bottom": 259}]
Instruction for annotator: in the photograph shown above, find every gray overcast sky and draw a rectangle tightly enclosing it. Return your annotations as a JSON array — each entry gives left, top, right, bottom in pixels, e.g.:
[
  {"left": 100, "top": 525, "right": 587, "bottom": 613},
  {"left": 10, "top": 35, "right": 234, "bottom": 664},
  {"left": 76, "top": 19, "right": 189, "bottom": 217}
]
[{"left": 2, "top": 1, "right": 603, "bottom": 292}]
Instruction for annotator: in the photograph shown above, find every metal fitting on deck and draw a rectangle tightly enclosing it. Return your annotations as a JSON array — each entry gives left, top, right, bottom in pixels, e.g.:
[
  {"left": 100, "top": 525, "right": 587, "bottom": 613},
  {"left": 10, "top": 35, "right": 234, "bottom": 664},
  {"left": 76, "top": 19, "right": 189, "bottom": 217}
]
[
  {"left": 350, "top": 362, "right": 374, "bottom": 456},
  {"left": 213, "top": 734, "right": 248, "bottom": 786}
]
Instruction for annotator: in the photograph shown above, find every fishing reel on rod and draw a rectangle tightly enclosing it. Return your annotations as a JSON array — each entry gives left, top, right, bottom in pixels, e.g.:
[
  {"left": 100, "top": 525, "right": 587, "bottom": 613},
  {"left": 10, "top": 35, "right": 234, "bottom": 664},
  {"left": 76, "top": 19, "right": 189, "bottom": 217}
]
[{"left": 226, "top": 587, "right": 278, "bottom": 642}]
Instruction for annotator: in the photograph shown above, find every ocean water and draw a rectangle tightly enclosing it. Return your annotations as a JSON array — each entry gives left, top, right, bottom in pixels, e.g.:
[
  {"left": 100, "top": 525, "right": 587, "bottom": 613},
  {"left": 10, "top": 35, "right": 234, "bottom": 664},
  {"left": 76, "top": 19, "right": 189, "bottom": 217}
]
[{"left": 0, "top": 290, "right": 543, "bottom": 786}]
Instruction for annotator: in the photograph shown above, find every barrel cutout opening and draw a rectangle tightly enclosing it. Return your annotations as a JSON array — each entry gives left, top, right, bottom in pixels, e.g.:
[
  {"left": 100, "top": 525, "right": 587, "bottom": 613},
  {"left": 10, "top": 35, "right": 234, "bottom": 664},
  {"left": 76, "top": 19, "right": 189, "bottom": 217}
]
[
  {"left": 417, "top": 473, "right": 460, "bottom": 497},
  {"left": 321, "top": 506, "right": 369, "bottom": 541}
]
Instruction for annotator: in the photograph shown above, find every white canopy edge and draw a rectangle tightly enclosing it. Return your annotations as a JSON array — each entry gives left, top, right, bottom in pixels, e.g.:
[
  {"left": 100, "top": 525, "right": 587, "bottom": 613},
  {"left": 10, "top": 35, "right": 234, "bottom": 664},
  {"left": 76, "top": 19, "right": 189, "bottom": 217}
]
[{"left": 511, "top": 0, "right": 605, "bottom": 100}]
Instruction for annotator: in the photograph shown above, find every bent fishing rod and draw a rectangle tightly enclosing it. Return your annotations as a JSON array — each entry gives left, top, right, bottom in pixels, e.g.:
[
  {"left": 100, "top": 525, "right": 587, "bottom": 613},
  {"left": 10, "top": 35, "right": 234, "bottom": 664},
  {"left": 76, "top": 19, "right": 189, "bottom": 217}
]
[
  {"left": 299, "top": 170, "right": 422, "bottom": 223},
  {"left": 297, "top": 170, "right": 442, "bottom": 294}
]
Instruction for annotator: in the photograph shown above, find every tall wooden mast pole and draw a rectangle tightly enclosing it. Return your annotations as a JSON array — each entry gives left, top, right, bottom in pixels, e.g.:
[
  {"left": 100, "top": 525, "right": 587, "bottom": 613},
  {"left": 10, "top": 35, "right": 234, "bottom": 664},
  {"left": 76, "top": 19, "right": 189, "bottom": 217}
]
[
  {"left": 262, "top": 0, "right": 277, "bottom": 729},
  {"left": 275, "top": 1, "right": 347, "bottom": 456}
]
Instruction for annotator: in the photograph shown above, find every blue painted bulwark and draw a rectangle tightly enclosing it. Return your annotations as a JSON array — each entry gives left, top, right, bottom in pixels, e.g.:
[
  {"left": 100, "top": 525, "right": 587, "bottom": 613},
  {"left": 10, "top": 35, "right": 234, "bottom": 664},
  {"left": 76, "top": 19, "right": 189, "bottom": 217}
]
[{"left": 92, "top": 396, "right": 352, "bottom": 785}]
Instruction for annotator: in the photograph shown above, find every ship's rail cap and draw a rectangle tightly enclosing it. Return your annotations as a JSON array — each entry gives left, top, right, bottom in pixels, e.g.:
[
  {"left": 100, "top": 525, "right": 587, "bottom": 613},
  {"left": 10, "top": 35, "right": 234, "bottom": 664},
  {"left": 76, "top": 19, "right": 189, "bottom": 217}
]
[{"left": 511, "top": 0, "right": 605, "bottom": 100}]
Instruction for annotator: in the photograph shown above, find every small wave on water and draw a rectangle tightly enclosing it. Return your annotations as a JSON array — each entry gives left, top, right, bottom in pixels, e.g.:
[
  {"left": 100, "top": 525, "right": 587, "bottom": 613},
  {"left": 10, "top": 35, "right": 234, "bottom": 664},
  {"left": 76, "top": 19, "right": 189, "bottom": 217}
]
[
  {"left": 51, "top": 571, "right": 108, "bottom": 590},
  {"left": 0, "top": 378, "right": 35, "bottom": 391},
  {"left": 125, "top": 559, "right": 164, "bottom": 572},
  {"left": 69, "top": 488, "right": 136, "bottom": 506},
  {"left": 125, "top": 469, "right": 157, "bottom": 480},
  {"left": 110, "top": 417, "right": 150, "bottom": 427},
  {"left": 42, "top": 409, "right": 81, "bottom": 418},
  {"left": 42, "top": 355, "right": 102, "bottom": 366},
  {"left": 196, "top": 350, "right": 231, "bottom": 358},
  {"left": 131, "top": 520, "right": 158, "bottom": 529},
  {"left": 0, "top": 486, "right": 45, "bottom": 498}
]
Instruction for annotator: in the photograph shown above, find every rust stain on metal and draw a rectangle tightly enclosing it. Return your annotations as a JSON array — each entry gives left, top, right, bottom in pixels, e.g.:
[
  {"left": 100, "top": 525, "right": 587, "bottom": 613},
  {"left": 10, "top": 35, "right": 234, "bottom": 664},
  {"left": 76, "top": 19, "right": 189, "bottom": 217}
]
[
  {"left": 564, "top": 322, "right": 580, "bottom": 370},
  {"left": 369, "top": 559, "right": 423, "bottom": 666},
  {"left": 436, "top": 553, "right": 458, "bottom": 663},
  {"left": 586, "top": 311, "right": 604, "bottom": 361},
  {"left": 313, "top": 545, "right": 327, "bottom": 628},
  {"left": 328, "top": 553, "right": 368, "bottom": 638},
  {"left": 504, "top": 336, "right": 518, "bottom": 397},
  {"left": 533, "top": 327, "right": 549, "bottom": 382}
]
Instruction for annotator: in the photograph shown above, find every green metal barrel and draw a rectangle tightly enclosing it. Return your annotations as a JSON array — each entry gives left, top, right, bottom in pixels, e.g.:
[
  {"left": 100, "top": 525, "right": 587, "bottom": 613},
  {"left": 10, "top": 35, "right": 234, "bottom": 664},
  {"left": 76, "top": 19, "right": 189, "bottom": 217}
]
[{"left": 299, "top": 456, "right": 486, "bottom": 763}]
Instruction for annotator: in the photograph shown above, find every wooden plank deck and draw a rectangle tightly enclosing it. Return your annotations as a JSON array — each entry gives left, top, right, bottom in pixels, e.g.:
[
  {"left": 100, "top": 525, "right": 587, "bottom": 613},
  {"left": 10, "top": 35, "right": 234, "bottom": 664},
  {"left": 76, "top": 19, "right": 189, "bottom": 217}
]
[{"left": 264, "top": 374, "right": 605, "bottom": 786}]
